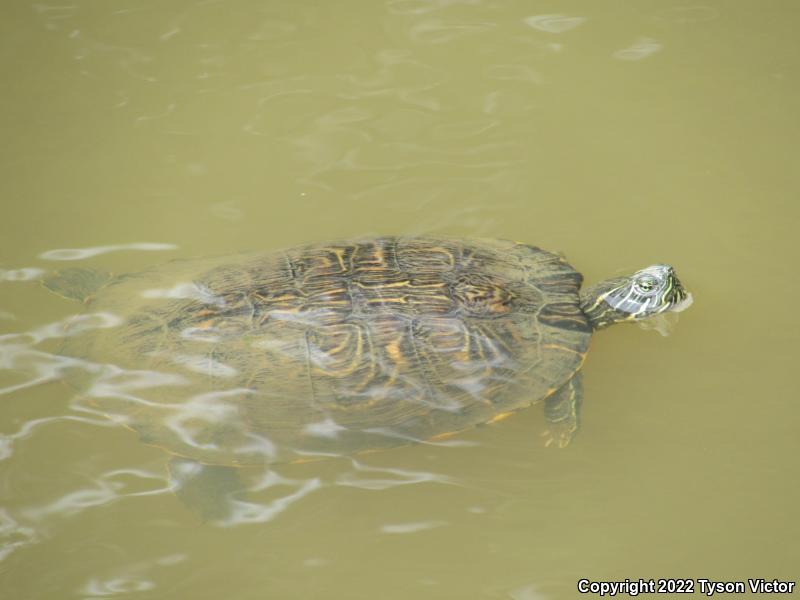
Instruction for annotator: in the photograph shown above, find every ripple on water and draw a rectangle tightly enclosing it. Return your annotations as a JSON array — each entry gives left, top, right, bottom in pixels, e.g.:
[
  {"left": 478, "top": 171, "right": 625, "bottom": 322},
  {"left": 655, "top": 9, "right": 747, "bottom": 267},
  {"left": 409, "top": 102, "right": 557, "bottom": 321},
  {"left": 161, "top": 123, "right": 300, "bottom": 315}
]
[
  {"left": 79, "top": 554, "right": 187, "bottom": 598},
  {"left": 0, "top": 268, "right": 45, "bottom": 281},
  {"left": 485, "top": 65, "right": 543, "bottom": 85},
  {"left": 379, "top": 520, "right": 448, "bottom": 534},
  {"left": 20, "top": 463, "right": 176, "bottom": 523},
  {"left": 38, "top": 243, "right": 177, "bottom": 261},
  {"left": 214, "top": 471, "right": 323, "bottom": 528},
  {"left": 336, "top": 458, "right": 458, "bottom": 491},
  {"left": 651, "top": 6, "right": 720, "bottom": 24},
  {"left": 612, "top": 38, "right": 663, "bottom": 61},
  {"left": 509, "top": 583, "right": 549, "bottom": 600},
  {"left": 0, "top": 509, "right": 38, "bottom": 563},
  {"left": 408, "top": 19, "right": 498, "bottom": 45},
  {"left": 0, "top": 340, "right": 106, "bottom": 397},
  {"left": 523, "top": 14, "right": 587, "bottom": 34}
]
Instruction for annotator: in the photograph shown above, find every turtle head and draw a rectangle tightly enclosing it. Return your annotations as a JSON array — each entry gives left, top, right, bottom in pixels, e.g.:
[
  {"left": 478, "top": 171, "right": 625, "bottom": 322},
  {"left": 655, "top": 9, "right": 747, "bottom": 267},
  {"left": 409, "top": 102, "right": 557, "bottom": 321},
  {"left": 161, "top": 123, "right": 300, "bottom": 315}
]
[{"left": 580, "top": 264, "right": 692, "bottom": 330}]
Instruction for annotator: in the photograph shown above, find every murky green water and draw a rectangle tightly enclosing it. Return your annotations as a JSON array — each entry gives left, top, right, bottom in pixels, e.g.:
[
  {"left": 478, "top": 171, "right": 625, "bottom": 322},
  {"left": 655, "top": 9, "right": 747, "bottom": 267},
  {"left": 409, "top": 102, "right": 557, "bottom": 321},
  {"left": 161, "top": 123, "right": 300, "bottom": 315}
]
[{"left": 1, "top": 1, "right": 798, "bottom": 598}]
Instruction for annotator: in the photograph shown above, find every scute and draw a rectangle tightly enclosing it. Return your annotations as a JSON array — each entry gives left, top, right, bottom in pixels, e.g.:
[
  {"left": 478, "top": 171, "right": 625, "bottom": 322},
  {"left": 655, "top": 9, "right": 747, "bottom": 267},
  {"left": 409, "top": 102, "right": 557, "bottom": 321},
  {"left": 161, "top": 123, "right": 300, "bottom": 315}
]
[{"left": 58, "top": 237, "right": 590, "bottom": 465}]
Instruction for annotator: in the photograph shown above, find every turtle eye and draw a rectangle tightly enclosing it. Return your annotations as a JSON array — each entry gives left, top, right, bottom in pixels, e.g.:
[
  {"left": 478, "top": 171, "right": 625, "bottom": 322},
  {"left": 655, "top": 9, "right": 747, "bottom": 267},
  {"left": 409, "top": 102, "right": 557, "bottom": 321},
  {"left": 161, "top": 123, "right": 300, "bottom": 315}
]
[{"left": 634, "top": 276, "right": 658, "bottom": 295}]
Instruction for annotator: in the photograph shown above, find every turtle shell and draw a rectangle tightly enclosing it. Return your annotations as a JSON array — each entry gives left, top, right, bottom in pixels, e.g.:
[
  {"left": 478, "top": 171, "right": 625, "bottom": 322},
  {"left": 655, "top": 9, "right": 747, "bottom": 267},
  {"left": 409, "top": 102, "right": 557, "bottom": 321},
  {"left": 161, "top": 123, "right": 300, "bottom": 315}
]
[{"left": 59, "top": 237, "right": 591, "bottom": 465}]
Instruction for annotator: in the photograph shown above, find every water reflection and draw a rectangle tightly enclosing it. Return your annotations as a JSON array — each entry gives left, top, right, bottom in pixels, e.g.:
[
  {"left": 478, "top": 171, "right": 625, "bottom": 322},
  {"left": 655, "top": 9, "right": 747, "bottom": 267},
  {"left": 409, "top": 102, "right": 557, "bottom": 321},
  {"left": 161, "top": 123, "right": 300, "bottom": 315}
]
[
  {"left": 82, "top": 576, "right": 156, "bottom": 597},
  {"left": 379, "top": 520, "right": 447, "bottom": 534},
  {"left": 0, "top": 268, "right": 45, "bottom": 281},
  {"left": 408, "top": 19, "right": 497, "bottom": 45},
  {"left": 39, "top": 243, "right": 177, "bottom": 261},
  {"left": 612, "top": 37, "right": 663, "bottom": 61},
  {"left": 246, "top": 18, "right": 298, "bottom": 42},
  {"left": 0, "top": 509, "right": 38, "bottom": 563},
  {"left": 651, "top": 6, "right": 720, "bottom": 24},
  {"left": 84, "top": 365, "right": 189, "bottom": 405},
  {"left": 524, "top": 14, "right": 587, "bottom": 34},
  {"left": 214, "top": 471, "right": 322, "bottom": 527},
  {"left": 387, "top": 0, "right": 487, "bottom": 17},
  {"left": 509, "top": 583, "right": 548, "bottom": 600},
  {"left": 207, "top": 201, "right": 245, "bottom": 222},
  {"left": 22, "top": 473, "right": 164, "bottom": 522},
  {"left": 0, "top": 311, "right": 119, "bottom": 396},
  {"left": 158, "top": 353, "right": 239, "bottom": 378},
  {"left": 0, "top": 415, "right": 113, "bottom": 461},
  {"left": 303, "top": 417, "right": 348, "bottom": 439},
  {"left": 336, "top": 458, "right": 457, "bottom": 490},
  {"left": 485, "top": 65, "right": 543, "bottom": 84},
  {"left": 79, "top": 554, "right": 187, "bottom": 598},
  {"left": 141, "top": 282, "right": 226, "bottom": 306}
]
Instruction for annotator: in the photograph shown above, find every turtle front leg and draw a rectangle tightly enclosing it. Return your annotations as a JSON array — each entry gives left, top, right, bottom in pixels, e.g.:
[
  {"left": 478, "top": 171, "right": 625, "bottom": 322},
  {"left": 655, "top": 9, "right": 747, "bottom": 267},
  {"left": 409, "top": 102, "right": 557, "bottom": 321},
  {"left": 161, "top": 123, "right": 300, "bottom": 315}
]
[
  {"left": 168, "top": 457, "right": 245, "bottom": 523},
  {"left": 541, "top": 373, "right": 583, "bottom": 448}
]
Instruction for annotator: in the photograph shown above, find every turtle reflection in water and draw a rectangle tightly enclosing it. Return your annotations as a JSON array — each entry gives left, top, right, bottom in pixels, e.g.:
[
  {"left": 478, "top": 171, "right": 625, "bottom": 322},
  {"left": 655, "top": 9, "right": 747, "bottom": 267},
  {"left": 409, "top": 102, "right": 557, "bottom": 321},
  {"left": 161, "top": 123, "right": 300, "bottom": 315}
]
[{"left": 45, "top": 237, "right": 692, "bottom": 519}]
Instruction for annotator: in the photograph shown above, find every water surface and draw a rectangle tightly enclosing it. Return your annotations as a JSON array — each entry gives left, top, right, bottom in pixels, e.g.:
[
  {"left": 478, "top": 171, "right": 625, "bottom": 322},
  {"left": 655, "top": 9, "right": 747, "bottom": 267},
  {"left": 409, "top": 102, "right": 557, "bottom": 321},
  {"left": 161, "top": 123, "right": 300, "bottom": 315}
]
[{"left": 1, "top": 1, "right": 798, "bottom": 598}]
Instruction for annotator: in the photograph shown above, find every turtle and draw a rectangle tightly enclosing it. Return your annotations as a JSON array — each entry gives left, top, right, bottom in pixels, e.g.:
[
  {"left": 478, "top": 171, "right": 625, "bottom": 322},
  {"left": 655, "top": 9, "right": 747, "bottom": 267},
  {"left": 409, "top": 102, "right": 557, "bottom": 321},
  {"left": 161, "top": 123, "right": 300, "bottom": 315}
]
[{"left": 43, "top": 237, "right": 691, "bottom": 519}]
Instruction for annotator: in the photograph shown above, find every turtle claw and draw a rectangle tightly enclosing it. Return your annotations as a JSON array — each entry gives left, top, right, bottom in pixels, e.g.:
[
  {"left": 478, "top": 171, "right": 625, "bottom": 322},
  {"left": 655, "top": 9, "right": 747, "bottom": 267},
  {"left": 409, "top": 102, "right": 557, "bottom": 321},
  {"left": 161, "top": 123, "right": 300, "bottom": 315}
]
[
  {"left": 540, "top": 430, "right": 554, "bottom": 448},
  {"left": 541, "top": 427, "right": 573, "bottom": 449}
]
